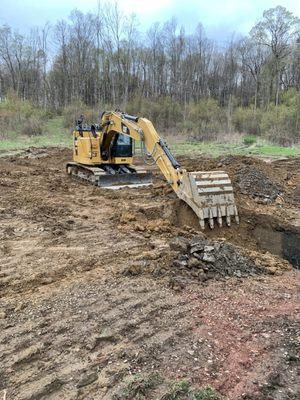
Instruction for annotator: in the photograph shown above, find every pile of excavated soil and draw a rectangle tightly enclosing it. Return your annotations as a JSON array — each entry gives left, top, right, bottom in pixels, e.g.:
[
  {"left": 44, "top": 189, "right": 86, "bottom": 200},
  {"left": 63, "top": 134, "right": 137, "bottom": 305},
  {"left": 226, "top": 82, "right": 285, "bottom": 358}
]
[
  {"left": 178, "top": 154, "right": 297, "bottom": 204},
  {"left": 170, "top": 236, "right": 263, "bottom": 279},
  {"left": 235, "top": 165, "right": 283, "bottom": 202},
  {"left": 168, "top": 235, "right": 290, "bottom": 284},
  {"left": 121, "top": 232, "right": 291, "bottom": 287}
]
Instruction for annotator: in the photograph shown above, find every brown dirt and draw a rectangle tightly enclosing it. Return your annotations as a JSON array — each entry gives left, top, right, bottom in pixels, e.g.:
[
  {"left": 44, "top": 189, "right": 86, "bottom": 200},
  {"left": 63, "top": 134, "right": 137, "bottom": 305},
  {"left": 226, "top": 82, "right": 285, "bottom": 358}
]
[{"left": 0, "top": 148, "right": 299, "bottom": 400}]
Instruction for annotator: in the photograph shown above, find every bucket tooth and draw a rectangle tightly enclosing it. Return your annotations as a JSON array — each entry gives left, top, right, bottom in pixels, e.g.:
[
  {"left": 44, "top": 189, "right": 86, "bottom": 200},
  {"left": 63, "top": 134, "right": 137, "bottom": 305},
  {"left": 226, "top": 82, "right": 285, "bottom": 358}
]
[
  {"left": 199, "top": 219, "right": 205, "bottom": 230},
  {"left": 226, "top": 207, "right": 231, "bottom": 226},
  {"left": 209, "top": 209, "right": 214, "bottom": 229},
  {"left": 217, "top": 207, "right": 223, "bottom": 227},
  {"left": 234, "top": 206, "right": 240, "bottom": 224}
]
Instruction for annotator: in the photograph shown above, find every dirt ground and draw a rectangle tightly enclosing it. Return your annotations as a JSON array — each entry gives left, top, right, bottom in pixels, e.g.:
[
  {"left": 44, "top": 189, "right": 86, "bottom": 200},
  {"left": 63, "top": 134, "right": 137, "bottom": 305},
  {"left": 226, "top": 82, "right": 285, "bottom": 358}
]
[{"left": 0, "top": 148, "right": 299, "bottom": 400}]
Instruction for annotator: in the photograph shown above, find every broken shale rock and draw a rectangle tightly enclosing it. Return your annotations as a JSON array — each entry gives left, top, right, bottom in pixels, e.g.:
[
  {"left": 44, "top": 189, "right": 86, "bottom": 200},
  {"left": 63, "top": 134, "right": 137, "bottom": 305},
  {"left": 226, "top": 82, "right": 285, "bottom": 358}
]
[{"left": 171, "top": 236, "right": 265, "bottom": 281}]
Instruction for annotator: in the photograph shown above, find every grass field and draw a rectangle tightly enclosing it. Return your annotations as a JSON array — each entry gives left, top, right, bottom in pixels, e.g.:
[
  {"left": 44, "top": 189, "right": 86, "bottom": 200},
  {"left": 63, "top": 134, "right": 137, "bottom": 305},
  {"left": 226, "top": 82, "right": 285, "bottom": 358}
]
[
  {"left": 0, "top": 117, "right": 71, "bottom": 155},
  {"left": 1, "top": 116, "right": 300, "bottom": 158},
  {"left": 168, "top": 139, "right": 300, "bottom": 157}
]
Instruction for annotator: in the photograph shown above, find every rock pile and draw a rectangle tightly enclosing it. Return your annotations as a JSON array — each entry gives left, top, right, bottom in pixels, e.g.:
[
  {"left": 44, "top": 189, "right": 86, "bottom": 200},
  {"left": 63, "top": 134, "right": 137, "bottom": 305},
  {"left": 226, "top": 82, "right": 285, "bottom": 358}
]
[
  {"left": 235, "top": 166, "right": 282, "bottom": 203},
  {"left": 170, "top": 235, "right": 265, "bottom": 281}
]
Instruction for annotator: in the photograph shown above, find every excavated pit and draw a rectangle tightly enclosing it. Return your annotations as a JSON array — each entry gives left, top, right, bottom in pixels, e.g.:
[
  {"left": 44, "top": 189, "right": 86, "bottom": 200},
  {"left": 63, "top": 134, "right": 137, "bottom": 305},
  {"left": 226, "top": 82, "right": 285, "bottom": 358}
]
[
  {"left": 254, "top": 226, "right": 300, "bottom": 268},
  {"left": 171, "top": 199, "right": 300, "bottom": 269}
]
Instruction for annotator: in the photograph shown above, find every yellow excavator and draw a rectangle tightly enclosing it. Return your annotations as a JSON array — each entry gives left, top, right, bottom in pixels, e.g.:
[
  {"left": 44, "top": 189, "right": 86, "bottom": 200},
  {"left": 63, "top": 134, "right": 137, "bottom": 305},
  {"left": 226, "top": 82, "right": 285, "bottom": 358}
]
[{"left": 66, "top": 110, "right": 239, "bottom": 229}]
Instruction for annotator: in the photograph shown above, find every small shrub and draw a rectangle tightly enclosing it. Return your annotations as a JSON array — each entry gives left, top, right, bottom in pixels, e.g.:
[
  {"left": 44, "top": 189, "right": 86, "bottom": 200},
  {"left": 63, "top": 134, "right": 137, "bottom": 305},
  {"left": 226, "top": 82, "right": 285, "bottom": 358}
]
[
  {"left": 127, "top": 96, "right": 183, "bottom": 130},
  {"left": 194, "top": 386, "right": 223, "bottom": 400},
  {"left": 113, "top": 373, "right": 163, "bottom": 399},
  {"left": 162, "top": 379, "right": 191, "bottom": 399},
  {"left": 21, "top": 117, "right": 44, "bottom": 136},
  {"left": 162, "top": 381, "right": 224, "bottom": 400},
  {"left": 184, "top": 99, "right": 227, "bottom": 140},
  {"left": 178, "top": 119, "right": 196, "bottom": 134},
  {"left": 259, "top": 90, "right": 300, "bottom": 145},
  {"left": 62, "top": 101, "right": 88, "bottom": 128},
  {"left": 0, "top": 91, "right": 51, "bottom": 137},
  {"left": 233, "top": 107, "right": 262, "bottom": 135},
  {"left": 243, "top": 135, "right": 257, "bottom": 146},
  {"left": 62, "top": 102, "right": 107, "bottom": 128}
]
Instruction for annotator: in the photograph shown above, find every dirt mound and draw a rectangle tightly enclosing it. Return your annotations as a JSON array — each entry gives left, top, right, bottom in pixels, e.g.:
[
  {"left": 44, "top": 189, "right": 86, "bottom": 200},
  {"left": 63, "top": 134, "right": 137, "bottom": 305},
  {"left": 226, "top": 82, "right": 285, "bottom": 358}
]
[
  {"left": 235, "top": 165, "right": 282, "bottom": 202},
  {"left": 20, "top": 147, "right": 50, "bottom": 159},
  {"left": 170, "top": 235, "right": 266, "bottom": 282},
  {"left": 178, "top": 154, "right": 291, "bottom": 204}
]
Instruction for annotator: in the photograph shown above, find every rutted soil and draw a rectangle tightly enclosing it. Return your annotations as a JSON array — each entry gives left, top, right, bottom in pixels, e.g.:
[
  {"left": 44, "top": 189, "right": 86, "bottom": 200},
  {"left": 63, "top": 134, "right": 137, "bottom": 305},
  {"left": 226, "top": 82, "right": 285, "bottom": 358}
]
[{"left": 0, "top": 148, "right": 299, "bottom": 400}]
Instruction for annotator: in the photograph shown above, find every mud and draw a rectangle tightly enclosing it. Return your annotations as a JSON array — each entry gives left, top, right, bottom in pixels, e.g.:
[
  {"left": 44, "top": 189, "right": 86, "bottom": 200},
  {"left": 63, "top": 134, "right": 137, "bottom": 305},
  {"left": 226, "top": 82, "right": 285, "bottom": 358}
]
[{"left": 0, "top": 148, "right": 299, "bottom": 400}]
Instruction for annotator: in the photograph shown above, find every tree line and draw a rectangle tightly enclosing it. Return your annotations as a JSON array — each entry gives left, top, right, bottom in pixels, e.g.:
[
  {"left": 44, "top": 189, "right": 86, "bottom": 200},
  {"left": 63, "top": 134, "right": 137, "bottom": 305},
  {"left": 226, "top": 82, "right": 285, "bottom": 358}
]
[{"left": 0, "top": 3, "right": 300, "bottom": 142}]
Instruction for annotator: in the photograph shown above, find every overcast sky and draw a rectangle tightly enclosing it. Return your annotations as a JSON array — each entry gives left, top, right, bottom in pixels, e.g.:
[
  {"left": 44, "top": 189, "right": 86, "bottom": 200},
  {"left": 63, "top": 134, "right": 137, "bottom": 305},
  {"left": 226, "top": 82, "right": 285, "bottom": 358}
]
[{"left": 1, "top": 0, "right": 300, "bottom": 40}]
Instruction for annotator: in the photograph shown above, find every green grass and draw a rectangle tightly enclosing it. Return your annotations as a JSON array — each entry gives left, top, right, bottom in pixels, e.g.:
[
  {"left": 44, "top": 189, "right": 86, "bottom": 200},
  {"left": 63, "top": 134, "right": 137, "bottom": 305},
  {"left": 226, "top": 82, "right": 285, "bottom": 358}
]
[
  {"left": 1, "top": 118, "right": 300, "bottom": 159},
  {"left": 167, "top": 138, "right": 300, "bottom": 158},
  {"left": 114, "top": 374, "right": 224, "bottom": 400},
  {"left": 0, "top": 117, "right": 71, "bottom": 156}
]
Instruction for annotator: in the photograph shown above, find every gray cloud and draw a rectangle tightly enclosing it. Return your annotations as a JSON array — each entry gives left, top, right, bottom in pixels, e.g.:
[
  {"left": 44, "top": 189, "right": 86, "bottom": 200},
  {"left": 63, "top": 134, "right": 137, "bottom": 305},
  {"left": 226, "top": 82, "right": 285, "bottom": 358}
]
[{"left": 1, "top": 0, "right": 300, "bottom": 40}]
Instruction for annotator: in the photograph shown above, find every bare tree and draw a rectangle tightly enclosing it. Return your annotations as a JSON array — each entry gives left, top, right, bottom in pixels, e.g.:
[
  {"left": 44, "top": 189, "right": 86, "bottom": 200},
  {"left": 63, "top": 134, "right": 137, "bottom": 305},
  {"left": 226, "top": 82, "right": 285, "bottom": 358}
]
[{"left": 250, "top": 5, "right": 300, "bottom": 106}]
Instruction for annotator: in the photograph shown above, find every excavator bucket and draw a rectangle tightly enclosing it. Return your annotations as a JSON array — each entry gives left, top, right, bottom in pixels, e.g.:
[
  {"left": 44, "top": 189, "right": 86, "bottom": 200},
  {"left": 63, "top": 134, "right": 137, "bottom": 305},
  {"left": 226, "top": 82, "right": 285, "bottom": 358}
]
[{"left": 177, "top": 170, "right": 239, "bottom": 229}]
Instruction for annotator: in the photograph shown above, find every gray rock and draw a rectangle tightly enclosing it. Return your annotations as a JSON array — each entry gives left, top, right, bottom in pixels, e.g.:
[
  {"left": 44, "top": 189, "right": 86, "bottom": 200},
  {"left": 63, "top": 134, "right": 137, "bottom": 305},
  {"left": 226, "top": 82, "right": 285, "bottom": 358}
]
[
  {"left": 198, "top": 273, "right": 208, "bottom": 282},
  {"left": 204, "top": 245, "right": 214, "bottom": 253},
  {"left": 203, "top": 253, "right": 216, "bottom": 263},
  {"left": 188, "top": 257, "right": 201, "bottom": 269},
  {"left": 190, "top": 234, "right": 205, "bottom": 245},
  {"left": 190, "top": 244, "right": 204, "bottom": 254},
  {"left": 169, "top": 237, "right": 189, "bottom": 252},
  {"left": 173, "top": 259, "right": 188, "bottom": 268},
  {"left": 191, "top": 269, "right": 200, "bottom": 277},
  {"left": 213, "top": 242, "right": 221, "bottom": 251},
  {"left": 98, "top": 328, "right": 118, "bottom": 342},
  {"left": 192, "top": 252, "right": 203, "bottom": 260}
]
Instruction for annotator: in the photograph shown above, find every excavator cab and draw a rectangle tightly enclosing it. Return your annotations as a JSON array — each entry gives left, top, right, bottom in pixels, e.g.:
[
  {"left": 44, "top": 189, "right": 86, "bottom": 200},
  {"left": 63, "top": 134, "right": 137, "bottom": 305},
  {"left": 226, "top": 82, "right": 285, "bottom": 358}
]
[{"left": 110, "top": 134, "right": 133, "bottom": 158}]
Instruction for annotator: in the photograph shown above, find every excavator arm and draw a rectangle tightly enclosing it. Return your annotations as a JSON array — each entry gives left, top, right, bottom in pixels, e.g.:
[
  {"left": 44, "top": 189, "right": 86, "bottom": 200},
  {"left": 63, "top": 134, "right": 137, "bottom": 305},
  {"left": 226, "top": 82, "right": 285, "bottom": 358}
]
[{"left": 101, "top": 111, "right": 239, "bottom": 229}]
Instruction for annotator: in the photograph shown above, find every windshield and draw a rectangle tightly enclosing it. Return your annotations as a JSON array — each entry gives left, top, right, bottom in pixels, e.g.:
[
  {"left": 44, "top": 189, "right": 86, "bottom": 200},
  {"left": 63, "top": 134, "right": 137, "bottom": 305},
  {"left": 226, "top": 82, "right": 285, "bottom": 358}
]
[{"left": 117, "top": 134, "right": 131, "bottom": 145}]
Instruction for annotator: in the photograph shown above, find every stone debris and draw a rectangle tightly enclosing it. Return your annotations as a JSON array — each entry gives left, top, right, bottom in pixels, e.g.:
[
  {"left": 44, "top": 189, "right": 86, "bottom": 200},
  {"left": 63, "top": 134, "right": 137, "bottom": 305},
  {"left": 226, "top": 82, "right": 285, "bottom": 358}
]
[
  {"left": 236, "top": 166, "right": 282, "bottom": 202},
  {"left": 171, "top": 235, "right": 265, "bottom": 280},
  {"left": 169, "top": 236, "right": 189, "bottom": 253}
]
